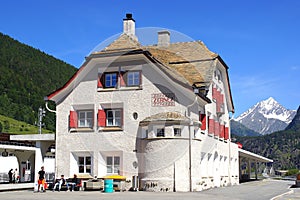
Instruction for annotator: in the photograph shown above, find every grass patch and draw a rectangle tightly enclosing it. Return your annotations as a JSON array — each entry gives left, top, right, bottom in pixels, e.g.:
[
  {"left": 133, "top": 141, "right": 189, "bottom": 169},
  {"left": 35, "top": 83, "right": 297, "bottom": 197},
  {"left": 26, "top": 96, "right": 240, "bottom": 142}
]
[{"left": 0, "top": 114, "right": 52, "bottom": 134}]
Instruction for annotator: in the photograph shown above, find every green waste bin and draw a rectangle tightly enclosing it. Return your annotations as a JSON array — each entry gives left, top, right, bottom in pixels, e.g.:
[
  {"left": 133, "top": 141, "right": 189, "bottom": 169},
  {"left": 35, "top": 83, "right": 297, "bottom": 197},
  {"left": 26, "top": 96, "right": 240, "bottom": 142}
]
[{"left": 104, "top": 179, "right": 114, "bottom": 193}]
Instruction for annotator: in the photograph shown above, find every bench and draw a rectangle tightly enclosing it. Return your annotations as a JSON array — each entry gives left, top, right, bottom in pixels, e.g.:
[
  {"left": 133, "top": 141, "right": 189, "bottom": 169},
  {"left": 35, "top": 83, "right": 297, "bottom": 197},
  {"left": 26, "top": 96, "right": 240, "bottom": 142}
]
[{"left": 49, "top": 178, "right": 82, "bottom": 191}]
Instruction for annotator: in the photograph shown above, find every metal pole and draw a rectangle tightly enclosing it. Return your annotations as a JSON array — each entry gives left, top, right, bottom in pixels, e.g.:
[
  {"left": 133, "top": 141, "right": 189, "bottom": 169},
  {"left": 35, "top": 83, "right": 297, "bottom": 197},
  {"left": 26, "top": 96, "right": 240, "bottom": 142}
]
[
  {"left": 38, "top": 107, "right": 45, "bottom": 134},
  {"left": 189, "top": 120, "right": 193, "bottom": 192}
]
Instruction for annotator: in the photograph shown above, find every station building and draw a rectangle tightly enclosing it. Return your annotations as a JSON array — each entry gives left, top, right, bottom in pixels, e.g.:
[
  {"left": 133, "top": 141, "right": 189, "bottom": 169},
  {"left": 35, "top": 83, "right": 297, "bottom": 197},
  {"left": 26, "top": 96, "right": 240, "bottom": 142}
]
[{"left": 44, "top": 14, "right": 272, "bottom": 191}]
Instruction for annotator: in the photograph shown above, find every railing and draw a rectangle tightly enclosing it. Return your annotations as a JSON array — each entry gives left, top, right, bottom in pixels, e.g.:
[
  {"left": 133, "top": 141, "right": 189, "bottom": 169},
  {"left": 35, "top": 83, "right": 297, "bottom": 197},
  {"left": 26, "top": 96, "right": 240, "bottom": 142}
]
[{"left": 0, "top": 141, "right": 34, "bottom": 147}]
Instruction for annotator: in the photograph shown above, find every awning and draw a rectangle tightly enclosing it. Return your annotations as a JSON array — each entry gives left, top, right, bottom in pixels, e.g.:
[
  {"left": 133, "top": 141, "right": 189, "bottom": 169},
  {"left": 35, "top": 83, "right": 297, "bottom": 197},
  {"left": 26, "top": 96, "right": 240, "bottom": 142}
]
[
  {"left": 102, "top": 175, "right": 126, "bottom": 180},
  {"left": 239, "top": 148, "right": 273, "bottom": 163}
]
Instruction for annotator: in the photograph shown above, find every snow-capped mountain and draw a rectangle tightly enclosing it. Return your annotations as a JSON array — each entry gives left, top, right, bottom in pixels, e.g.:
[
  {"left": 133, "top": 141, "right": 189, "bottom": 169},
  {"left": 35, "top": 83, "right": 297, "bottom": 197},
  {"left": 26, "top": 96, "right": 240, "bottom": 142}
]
[{"left": 235, "top": 97, "right": 296, "bottom": 135}]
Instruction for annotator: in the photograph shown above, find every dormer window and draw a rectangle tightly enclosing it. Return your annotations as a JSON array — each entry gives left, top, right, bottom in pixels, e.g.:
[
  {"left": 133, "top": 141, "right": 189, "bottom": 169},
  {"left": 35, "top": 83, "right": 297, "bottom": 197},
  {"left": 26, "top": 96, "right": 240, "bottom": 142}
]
[
  {"left": 105, "top": 73, "right": 118, "bottom": 88},
  {"left": 174, "top": 128, "right": 181, "bottom": 137},
  {"left": 98, "top": 69, "right": 142, "bottom": 90},
  {"left": 215, "top": 69, "right": 222, "bottom": 82},
  {"left": 157, "top": 128, "right": 165, "bottom": 137},
  {"left": 127, "top": 71, "right": 140, "bottom": 86}
]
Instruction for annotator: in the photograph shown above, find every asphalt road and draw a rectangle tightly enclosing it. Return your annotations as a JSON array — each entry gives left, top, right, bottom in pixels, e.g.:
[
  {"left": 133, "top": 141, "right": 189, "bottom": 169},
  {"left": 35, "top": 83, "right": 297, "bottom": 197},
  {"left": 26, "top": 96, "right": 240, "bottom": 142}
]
[{"left": 0, "top": 179, "right": 298, "bottom": 200}]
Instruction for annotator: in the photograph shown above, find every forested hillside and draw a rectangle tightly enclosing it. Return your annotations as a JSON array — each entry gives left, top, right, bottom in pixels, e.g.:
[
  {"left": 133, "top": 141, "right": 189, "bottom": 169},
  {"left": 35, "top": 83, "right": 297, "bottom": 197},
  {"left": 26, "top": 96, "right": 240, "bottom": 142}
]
[
  {"left": 235, "top": 106, "right": 300, "bottom": 170},
  {"left": 230, "top": 120, "right": 261, "bottom": 137},
  {"left": 0, "top": 32, "right": 77, "bottom": 131}
]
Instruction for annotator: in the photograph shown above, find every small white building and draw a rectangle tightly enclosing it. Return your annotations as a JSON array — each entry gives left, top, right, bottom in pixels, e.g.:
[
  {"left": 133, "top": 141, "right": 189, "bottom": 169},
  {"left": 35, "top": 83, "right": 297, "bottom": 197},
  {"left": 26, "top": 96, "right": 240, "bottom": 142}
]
[{"left": 45, "top": 14, "right": 271, "bottom": 192}]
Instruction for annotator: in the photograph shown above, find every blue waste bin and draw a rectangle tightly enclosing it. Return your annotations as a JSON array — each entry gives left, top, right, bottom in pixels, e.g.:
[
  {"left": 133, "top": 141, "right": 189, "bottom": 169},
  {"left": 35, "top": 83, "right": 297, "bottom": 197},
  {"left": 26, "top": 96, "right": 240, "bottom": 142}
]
[{"left": 104, "top": 179, "right": 114, "bottom": 193}]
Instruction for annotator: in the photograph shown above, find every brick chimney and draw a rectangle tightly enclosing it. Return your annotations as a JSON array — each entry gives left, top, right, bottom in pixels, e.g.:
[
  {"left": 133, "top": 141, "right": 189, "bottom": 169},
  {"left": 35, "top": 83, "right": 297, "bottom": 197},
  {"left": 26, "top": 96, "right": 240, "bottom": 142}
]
[
  {"left": 158, "top": 30, "right": 170, "bottom": 47},
  {"left": 123, "top": 13, "right": 137, "bottom": 40}
]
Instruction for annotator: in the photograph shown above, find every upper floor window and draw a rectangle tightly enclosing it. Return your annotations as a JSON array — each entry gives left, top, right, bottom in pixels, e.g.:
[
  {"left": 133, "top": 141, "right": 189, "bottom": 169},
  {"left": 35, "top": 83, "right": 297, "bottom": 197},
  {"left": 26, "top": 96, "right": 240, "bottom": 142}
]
[
  {"left": 174, "top": 128, "right": 181, "bottom": 137},
  {"left": 127, "top": 71, "right": 140, "bottom": 86},
  {"left": 105, "top": 73, "right": 117, "bottom": 88},
  {"left": 106, "top": 109, "right": 122, "bottom": 127},
  {"left": 157, "top": 128, "right": 165, "bottom": 137},
  {"left": 98, "top": 70, "right": 142, "bottom": 90},
  {"left": 78, "top": 111, "right": 93, "bottom": 128}
]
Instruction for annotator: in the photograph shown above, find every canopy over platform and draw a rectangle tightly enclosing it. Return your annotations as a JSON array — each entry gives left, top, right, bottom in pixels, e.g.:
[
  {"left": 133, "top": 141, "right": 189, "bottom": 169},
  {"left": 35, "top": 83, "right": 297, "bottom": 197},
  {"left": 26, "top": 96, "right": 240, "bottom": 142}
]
[{"left": 239, "top": 149, "right": 273, "bottom": 163}]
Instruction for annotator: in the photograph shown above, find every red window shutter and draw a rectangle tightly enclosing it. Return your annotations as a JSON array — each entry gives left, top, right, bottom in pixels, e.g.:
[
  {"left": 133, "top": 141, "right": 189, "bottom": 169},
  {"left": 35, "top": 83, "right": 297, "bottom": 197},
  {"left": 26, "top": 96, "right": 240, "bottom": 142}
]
[
  {"left": 220, "top": 125, "right": 225, "bottom": 138},
  {"left": 212, "top": 87, "right": 217, "bottom": 101},
  {"left": 214, "top": 121, "right": 219, "bottom": 137},
  {"left": 119, "top": 72, "right": 126, "bottom": 87},
  {"left": 200, "top": 114, "right": 206, "bottom": 130},
  {"left": 217, "top": 90, "right": 221, "bottom": 113},
  {"left": 224, "top": 127, "right": 229, "bottom": 140},
  {"left": 69, "top": 111, "right": 78, "bottom": 128},
  {"left": 97, "top": 74, "right": 103, "bottom": 88},
  {"left": 220, "top": 93, "right": 224, "bottom": 104},
  {"left": 208, "top": 118, "right": 214, "bottom": 135},
  {"left": 97, "top": 109, "right": 106, "bottom": 127}
]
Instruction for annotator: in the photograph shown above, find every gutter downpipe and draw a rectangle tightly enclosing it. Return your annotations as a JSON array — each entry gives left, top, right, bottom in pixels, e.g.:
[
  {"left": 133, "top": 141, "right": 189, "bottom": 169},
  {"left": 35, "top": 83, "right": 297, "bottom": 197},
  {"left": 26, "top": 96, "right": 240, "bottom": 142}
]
[
  {"left": 186, "top": 96, "right": 198, "bottom": 192},
  {"left": 45, "top": 101, "right": 57, "bottom": 114},
  {"left": 44, "top": 100, "right": 57, "bottom": 178},
  {"left": 228, "top": 113, "right": 234, "bottom": 185}
]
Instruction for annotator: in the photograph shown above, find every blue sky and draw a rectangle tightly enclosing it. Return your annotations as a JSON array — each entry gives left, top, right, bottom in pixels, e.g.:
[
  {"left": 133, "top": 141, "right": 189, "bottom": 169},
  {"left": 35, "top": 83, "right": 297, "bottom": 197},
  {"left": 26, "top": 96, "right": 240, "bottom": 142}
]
[{"left": 0, "top": 0, "right": 299, "bottom": 116}]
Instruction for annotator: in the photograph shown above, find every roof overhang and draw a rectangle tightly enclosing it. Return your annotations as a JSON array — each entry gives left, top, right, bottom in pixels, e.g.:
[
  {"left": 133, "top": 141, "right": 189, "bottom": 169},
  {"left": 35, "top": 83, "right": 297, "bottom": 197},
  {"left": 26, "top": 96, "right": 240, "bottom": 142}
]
[
  {"left": 239, "top": 148, "right": 273, "bottom": 163},
  {"left": 10, "top": 134, "right": 55, "bottom": 142}
]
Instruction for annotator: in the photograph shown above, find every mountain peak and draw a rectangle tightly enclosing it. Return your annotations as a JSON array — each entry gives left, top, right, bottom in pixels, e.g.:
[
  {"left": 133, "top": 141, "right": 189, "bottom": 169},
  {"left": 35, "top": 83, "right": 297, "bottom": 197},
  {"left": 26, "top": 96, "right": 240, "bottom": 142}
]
[
  {"left": 263, "top": 96, "right": 276, "bottom": 104},
  {"left": 235, "top": 97, "right": 296, "bottom": 135}
]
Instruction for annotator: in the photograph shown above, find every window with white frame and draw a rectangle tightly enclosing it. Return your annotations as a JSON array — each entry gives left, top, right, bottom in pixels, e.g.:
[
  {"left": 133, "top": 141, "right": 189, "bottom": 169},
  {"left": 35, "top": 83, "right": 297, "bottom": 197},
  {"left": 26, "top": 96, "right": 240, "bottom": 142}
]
[
  {"left": 78, "top": 111, "right": 93, "bottom": 128},
  {"left": 127, "top": 71, "right": 140, "bottom": 86},
  {"left": 106, "top": 156, "right": 120, "bottom": 174},
  {"left": 157, "top": 128, "right": 165, "bottom": 137},
  {"left": 78, "top": 156, "right": 91, "bottom": 173},
  {"left": 105, "top": 73, "right": 118, "bottom": 88},
  {"left": 106, "top": 109, "right": 122, "bottom": 127}
]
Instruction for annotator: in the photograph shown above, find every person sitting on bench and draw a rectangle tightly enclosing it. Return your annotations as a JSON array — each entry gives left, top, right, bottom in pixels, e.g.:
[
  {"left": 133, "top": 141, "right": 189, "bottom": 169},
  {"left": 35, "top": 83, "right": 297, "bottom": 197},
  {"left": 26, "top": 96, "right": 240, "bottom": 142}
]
[
  {"left": 53, "top": 175, "right": 68, "bottom": 191},
  {"left": 69, "top": 174, "right": 80, "bottom": 191}
]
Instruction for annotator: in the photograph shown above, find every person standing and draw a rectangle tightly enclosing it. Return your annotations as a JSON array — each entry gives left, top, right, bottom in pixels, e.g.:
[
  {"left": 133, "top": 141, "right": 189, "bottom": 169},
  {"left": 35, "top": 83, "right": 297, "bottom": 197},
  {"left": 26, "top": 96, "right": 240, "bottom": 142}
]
[
  {"left": 8, "top": 169, "right": 13, "bottom": 183},
  {"left": 13, "top": 168, "right": 19, "bottom": 183},
  {"left": 37, "top": 166, "right": 46, "bottom": 192}
]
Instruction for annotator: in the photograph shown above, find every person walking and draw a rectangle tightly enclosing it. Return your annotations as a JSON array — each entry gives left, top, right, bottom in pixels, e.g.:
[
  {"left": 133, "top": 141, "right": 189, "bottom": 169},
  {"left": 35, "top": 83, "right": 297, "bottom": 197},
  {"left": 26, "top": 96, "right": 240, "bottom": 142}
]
[
  {"left": 8, "top": 169, "right": 13, "bottom": 183},
  {"left": 37, "top": 166, "right": 46, "bottom": 192}
]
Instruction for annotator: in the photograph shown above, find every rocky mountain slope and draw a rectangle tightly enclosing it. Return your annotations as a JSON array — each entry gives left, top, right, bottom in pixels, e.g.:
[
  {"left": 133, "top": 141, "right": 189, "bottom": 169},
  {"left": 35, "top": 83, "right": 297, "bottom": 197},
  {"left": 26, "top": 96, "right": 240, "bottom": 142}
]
[
  {"left": 235, "top": 106, "right": 300, "bottom": 170},
  {"left": 235, "top": 97, "right": 296, "bottom": 135}
]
